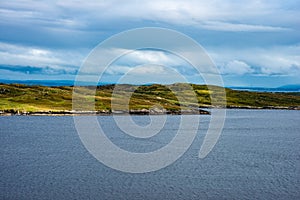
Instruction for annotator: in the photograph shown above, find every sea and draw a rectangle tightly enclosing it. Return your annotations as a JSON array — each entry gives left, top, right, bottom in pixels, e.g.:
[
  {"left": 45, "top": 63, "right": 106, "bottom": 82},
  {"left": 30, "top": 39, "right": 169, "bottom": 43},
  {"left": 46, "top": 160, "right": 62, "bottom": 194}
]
[{"left": 1, "top": 109, "right": 299, "bottom": 199}]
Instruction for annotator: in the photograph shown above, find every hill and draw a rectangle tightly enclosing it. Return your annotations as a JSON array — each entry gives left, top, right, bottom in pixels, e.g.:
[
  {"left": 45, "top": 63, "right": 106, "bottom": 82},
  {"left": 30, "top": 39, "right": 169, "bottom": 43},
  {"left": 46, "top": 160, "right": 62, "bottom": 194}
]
[{"left": 0, "top": 83, "right": 299, "bottom": 115}]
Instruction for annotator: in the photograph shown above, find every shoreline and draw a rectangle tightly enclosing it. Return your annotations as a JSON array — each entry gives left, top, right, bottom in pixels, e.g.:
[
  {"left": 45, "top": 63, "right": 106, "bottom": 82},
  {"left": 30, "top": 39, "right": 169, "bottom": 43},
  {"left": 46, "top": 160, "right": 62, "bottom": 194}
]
[
  {"left": 0, "top": 109, "right": 210, "bottom": 116},
  {"left": 1, "top": 106, "right": 299, "bottom": 116}
]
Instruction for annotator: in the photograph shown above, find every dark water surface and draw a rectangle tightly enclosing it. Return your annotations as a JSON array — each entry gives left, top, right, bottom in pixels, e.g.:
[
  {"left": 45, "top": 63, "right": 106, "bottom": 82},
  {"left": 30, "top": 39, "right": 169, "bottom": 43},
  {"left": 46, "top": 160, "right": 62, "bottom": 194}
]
[{"left": 1, "top": 110, "right": 300, "bottom": 199}]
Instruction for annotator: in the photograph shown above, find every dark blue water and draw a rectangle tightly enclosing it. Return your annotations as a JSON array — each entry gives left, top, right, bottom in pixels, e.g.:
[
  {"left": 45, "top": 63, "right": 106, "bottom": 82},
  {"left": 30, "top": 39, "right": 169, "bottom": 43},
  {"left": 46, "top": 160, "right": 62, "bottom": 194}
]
[{"left": 1, "top": 110, "right": 300, "bottom": 199}]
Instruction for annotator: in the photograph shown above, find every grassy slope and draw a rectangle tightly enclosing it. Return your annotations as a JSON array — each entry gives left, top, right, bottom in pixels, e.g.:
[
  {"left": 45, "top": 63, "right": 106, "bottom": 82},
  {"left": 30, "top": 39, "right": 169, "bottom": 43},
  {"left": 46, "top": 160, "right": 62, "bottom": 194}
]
[{"left": 0, "top": 83, "right": 299, "bottom": 112}]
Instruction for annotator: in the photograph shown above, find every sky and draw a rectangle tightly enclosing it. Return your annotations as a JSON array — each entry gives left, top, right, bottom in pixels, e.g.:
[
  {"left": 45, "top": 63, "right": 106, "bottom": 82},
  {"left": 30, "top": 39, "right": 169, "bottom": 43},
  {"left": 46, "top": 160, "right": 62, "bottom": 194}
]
[{"left": 0, "top": 0, "right": 299, "bottom": 87}]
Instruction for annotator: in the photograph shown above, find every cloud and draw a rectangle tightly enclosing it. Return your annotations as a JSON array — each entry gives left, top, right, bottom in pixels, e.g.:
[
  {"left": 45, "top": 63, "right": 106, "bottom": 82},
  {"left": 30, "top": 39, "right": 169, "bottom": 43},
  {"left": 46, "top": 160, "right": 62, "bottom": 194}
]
[
  {"left": 0, "top": 65, "right": 77, "bottom": 75},
  {"left": 106, "top": 64, "right": 168, "bottom": 76},
  {"left": 129, "top": 65, "right": 167, "bottom": 75},
  {"left": 209, "top": 45, "right": 300, "bottom": 76},
  {"left": 107, "top": 64, "right": 192, "bottom": 85},
  {"left": 220, "top": 60, "right": 253, "bottom": 75},
  {"left": 115, "top": 49, "right": 187, "bottom": 66},
  {"left": 105, "top": 65, "right": 132, "bottom": 75},
  {"left": 198, "top": 21, "right": 290, "bottom": 32},
  {"left": 1, "top": 0, "right": 297, "bottom": 33},
  {"left": 0, "top": 0, "right": 299, "bottom": 86},
  {"left": 0, "top": 42, "right": 84, "bottom": 74}
]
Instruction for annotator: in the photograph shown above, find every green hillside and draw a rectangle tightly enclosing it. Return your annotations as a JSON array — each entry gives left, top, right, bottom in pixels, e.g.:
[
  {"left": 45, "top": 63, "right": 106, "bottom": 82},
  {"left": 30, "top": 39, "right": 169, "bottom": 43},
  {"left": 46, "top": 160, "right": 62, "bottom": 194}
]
[{"left": 0, "top": 83, "right": 299, "bottom": 114}]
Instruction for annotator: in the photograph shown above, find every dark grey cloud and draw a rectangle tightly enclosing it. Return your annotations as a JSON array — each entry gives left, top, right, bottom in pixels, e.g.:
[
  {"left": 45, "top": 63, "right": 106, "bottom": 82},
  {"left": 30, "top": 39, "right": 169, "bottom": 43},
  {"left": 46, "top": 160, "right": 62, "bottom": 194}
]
[{"left": 0, "top": 65, "right": 77, "bottom": 75}]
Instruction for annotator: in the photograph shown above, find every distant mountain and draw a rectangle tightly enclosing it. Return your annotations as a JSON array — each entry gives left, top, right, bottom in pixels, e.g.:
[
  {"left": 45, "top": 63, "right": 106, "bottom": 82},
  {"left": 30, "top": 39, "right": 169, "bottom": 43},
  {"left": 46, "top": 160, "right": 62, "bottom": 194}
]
[{"left": 277, "top": 84, "right": 300, "bottom": 91}]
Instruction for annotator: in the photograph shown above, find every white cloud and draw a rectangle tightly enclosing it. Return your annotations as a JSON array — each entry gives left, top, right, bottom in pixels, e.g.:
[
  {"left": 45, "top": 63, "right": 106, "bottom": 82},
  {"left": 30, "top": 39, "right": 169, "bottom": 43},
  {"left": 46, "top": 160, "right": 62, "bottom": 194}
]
[
  {"left": 110, "top": 64, "right": 167, "bottom": 76},
  {"left": 75, "top": 48, "right": 191, "bottom": 75},
  {"left": 0, "top": 42, "right": 85, "bottom": 71},
  {"left": 199, "top": 21, "right": 290, "bottom": 32},
  {"left": 220, "top": 60, "right": 253, "bottom": 75},
  {"left": 111, "top": 64, "right": 189, "bottom": 84},
  {"left": 129, "top": 51, "right": 171, "bottom": 64},
  {"left": 105, "top": 65, "right": 132, "bottom": 75},
  {"left": 108, "top": 45, "right": 300, "bottom": 77},
  {"left": 129, "top": 65, "right": 167, "bottom": 75},
  {"left": 209, "top": 45, "right": 300, "bottom": 76},
  {"left": 118, "top": 50, "right": 186, "bottom": 66},
  {"left": 0, "top": 0, "right": 297, "bottom": 32}
]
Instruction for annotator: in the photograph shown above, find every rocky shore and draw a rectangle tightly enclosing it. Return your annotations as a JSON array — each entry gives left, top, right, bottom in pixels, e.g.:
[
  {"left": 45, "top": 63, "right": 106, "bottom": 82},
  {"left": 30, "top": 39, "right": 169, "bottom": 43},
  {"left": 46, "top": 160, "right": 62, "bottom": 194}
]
[
  {"left": 0, "top": 108, "right": 210, "bottom": 116},
  {"left": 1, "top": 106, "right": 299, "bottom": 116}
]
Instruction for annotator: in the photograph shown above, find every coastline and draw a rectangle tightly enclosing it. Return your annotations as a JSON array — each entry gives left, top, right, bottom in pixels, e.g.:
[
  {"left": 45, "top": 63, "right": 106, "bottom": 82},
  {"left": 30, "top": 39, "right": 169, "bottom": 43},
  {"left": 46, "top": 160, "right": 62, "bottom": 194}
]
[
  {"left": 0, "top": 109, "right": 210, "bottom": 116},
  {"left": 1, "top": 106, "right": 299, "bottom": 116}
]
